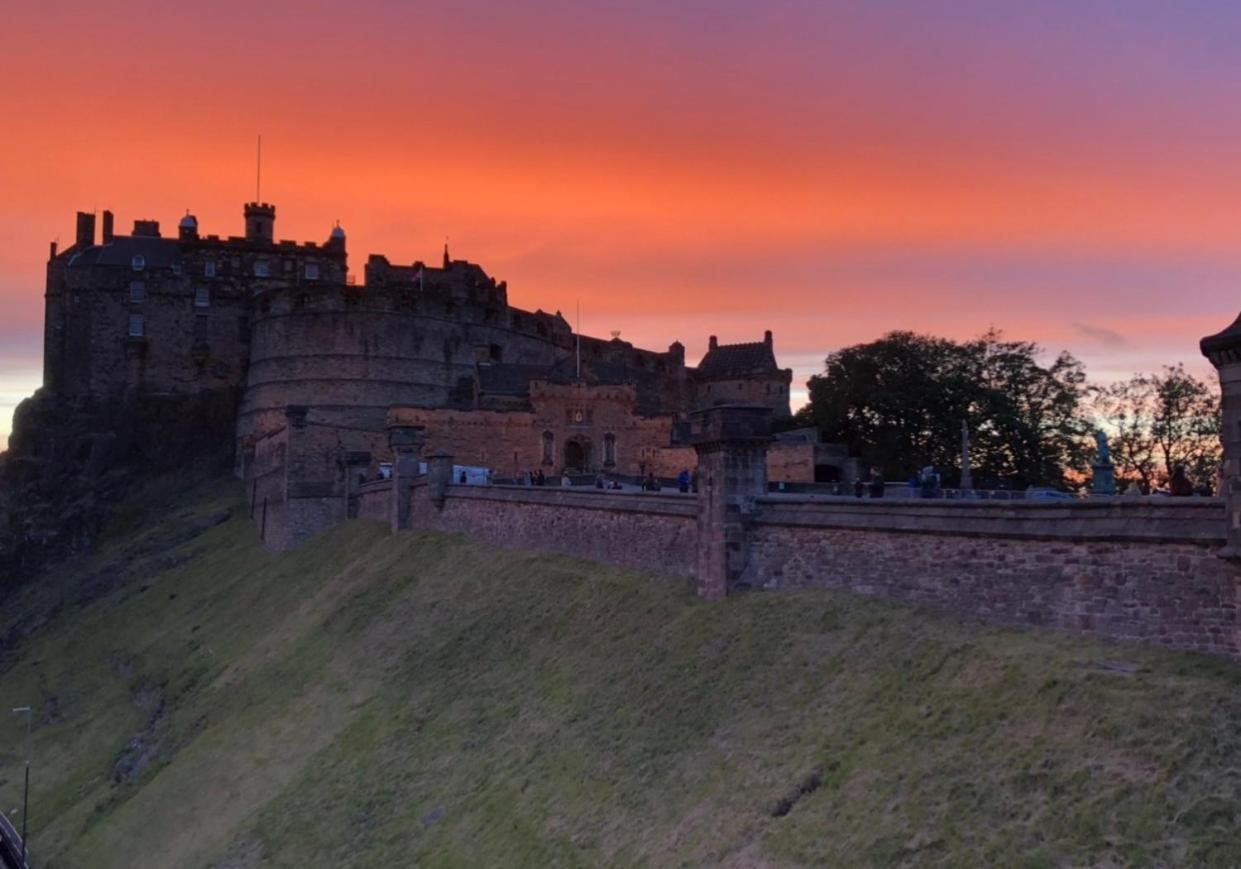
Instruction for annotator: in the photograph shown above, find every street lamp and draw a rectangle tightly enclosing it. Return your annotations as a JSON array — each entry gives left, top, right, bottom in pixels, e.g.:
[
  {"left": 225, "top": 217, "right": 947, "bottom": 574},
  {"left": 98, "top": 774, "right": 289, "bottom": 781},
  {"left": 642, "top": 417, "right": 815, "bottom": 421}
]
[{"left": 11, "top": 707, "right": 30, "bottom": 867}]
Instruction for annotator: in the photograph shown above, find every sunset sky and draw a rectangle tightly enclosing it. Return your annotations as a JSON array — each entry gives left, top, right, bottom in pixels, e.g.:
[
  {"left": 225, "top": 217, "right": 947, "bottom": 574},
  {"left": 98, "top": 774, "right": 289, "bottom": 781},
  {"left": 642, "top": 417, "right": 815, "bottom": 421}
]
[{"left": 3, "top": 0, "right": 1241, "bottom": 444}]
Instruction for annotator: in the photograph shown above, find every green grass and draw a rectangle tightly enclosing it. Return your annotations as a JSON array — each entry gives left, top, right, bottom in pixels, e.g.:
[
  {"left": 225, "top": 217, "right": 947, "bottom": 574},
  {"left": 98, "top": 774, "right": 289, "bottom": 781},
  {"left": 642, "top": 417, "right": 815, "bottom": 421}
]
[{"left": 1, "top": 474, "right": 1240, "bottom": 867}]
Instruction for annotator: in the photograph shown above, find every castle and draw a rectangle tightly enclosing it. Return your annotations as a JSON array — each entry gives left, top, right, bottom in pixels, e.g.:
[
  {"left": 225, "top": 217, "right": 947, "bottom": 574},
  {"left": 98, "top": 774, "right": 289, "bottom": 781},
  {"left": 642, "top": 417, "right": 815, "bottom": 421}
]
[
  {"left": 41, "top": 204, "right": 853, "bottom": 520},
  {"left": 19, "top": 202, "right": 1241, "bottom": 665}
]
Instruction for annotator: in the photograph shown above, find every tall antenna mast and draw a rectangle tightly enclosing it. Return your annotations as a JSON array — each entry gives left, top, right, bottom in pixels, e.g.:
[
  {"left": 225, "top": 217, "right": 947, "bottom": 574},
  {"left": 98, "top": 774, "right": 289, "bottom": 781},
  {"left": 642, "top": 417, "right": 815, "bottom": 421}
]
[
  {"left": 256, "top": 135, "right": 262, "bottom": 201},
  {"left": 576, "top": 299, "right": 581, "bottom": 380}
]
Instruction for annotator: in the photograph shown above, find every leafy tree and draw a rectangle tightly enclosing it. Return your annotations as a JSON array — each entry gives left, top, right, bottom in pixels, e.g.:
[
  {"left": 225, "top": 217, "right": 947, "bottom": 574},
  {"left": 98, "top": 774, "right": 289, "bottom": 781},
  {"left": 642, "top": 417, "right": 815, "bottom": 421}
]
[
  {"left": 1093, "top": 365, "right": 1220, "bottom": 492},
  {"left": 799, "top": 330, "right": 1092, "bottom": 489}
]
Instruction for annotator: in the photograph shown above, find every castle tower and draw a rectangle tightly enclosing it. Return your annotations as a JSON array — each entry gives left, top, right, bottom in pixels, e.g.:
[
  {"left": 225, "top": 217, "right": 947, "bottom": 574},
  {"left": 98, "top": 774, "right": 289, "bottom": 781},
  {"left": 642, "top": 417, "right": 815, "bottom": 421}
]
[
  {"left": 326, "top": 221, "right": 346, "bottom": 253},
  {"left": 244, "top": 202, "right": 275, "bottom": 244},
  {"left": 179, "top": 212, "right": 199, "bottom": 241}
]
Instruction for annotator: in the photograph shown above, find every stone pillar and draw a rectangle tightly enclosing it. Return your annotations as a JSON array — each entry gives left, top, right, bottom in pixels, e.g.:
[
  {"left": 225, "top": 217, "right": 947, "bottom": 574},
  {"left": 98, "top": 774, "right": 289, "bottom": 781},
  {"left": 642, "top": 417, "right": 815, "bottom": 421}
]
[
  {"left": 427, "top": 451, "right": 455, "bottom": 508},
  {"left": 1202, "top": 316, "right": 1241, "bottom": 557},
  {"left": 343, "top": 450, "right": 371, "bottom": 519},
  {"left": 691, "top": 405, "right": 772, "bottom": 600},
  {"left": 388, "top": 425, "right": 425, "bottom": 532}
]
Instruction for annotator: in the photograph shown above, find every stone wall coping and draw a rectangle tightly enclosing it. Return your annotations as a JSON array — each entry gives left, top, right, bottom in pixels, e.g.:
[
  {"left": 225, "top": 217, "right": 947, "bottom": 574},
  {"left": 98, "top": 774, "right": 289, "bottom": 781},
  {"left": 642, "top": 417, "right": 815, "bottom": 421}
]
[
  {"left": 754, "top": 495, "right": 1226, "bottom": 543},
  {"left": 357, "top": 478, "right": 393, "bottom": 494},
  {"left": 441, "top": 484, "right": 698, "bottom": 518}
]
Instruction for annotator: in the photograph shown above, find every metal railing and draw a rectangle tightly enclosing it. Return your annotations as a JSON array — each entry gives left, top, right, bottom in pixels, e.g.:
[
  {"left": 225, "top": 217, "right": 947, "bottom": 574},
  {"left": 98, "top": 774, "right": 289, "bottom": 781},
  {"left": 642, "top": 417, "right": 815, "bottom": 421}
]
[{"left": 0, "top": 811, "right": 29, "bottom": 869}]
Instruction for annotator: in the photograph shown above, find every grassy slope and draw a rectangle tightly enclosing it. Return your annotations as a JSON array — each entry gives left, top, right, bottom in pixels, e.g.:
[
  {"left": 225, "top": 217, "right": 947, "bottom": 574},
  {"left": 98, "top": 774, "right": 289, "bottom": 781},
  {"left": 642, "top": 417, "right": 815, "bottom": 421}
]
[{"left": 0, "top": 476, "right": 1239, "bottom": 867}]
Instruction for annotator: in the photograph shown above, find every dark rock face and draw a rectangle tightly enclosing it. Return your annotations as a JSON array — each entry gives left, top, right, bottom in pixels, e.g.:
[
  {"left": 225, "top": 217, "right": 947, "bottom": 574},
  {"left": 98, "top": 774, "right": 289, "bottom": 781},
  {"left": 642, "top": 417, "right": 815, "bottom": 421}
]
[{"left": 0, "top": 387, "right": 239, "bottom": 584}]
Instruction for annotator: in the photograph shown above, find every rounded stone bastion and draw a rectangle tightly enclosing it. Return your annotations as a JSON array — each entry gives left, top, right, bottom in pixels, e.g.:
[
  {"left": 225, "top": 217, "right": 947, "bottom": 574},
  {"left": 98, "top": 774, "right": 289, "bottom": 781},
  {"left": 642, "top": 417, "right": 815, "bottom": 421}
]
[{"left": 236, "top": 282, "right": 571, "bottom": 461}]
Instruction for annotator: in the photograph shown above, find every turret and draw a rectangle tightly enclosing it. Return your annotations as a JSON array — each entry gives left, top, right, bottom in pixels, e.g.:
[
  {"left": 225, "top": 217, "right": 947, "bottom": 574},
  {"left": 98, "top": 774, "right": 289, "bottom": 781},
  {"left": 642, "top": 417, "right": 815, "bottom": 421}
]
[
  {"left": 179, "top": 211, "right": 199, "bottom": 241},
  {"left": 668, "top": 341, "right": 685, "bottom": 366},
  {"left": 326, "top": 221, "right": 346, "bottom": 252},
  {"left": 244, "top": 202, "right": 275, "bottom": 243}
]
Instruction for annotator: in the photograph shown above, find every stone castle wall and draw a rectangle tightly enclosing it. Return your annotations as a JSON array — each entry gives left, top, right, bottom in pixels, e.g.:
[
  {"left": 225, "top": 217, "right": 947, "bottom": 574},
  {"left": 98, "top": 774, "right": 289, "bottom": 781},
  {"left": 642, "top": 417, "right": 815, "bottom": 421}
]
[
  {"left": 248, "top": 406, "right": 1241, "bottom": 661},
  {"left": 406, "top": 483, "right": 697, "bottom": 579},
  {"left": 742, "top": 497, "right": 1238, "bottom": 658}
]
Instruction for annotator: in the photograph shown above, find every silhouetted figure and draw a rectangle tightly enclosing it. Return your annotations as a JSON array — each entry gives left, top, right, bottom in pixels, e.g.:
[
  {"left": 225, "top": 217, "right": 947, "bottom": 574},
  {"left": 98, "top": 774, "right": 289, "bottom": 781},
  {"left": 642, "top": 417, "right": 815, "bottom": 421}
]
[
  {"left": 868, "top": 466, "right": 884, "bottom": 498},
  {"left": 1169, "top": 465, "right": 1194, "bottom": 497}
]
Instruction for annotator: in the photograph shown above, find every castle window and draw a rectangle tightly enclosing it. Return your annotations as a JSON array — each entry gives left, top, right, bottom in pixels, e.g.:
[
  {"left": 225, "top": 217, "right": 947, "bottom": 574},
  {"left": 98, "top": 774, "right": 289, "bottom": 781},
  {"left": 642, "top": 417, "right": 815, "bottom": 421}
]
[
  {"left": 204, "top": 260, "right": 216, "bottom": 278},
  {"left": 131, "top": 254, "right": 145, "bottom": 271},
  {"left": 604, "top": 433, "right": 616, "bottom": 467},
  {"left": 305, "top": 263, "right": 320, "bottom": 280},
  {"left": 253, "top": 260, "right": 270, "bottom": 278},
  {"left": 128, "top": 313, "right": 144, "bottom": 337},
  {"left": 195, "top": 286, "right": 210, "bottom": 308},
  {"left": 541, "top": 431, "right": 554, "bottom": 465},
  {"left": 129, "top": 280, "right": 146, "bottom": 303}
]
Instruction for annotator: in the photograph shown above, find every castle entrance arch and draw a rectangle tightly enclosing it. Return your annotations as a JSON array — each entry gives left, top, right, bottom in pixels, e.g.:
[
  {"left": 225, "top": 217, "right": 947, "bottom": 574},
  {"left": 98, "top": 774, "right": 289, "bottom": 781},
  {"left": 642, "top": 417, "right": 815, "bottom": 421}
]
[{"left": 564, "top": 438, "right": 590, "bottom": 472}]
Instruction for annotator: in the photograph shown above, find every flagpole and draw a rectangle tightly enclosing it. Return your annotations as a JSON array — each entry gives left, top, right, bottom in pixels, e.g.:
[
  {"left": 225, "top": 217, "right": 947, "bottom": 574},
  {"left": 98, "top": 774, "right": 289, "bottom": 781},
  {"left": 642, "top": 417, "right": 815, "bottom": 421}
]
[{"left": 575, "top": 299, "right": 581, "bottom": 381}]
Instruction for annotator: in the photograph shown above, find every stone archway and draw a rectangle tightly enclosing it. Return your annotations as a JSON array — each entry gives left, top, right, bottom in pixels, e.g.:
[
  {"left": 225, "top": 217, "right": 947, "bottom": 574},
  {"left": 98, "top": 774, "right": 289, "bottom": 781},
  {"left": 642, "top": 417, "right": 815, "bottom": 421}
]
[{"left": 564, "top": 438, "right": 590, "bottom": 472}]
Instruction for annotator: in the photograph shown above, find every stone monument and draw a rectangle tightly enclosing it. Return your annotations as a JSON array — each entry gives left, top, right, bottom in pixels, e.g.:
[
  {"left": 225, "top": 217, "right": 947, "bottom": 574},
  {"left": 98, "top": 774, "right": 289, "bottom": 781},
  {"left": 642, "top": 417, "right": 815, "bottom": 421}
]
[{"left": 1091, "top": 430, "right": 1116, "bottom": 496}]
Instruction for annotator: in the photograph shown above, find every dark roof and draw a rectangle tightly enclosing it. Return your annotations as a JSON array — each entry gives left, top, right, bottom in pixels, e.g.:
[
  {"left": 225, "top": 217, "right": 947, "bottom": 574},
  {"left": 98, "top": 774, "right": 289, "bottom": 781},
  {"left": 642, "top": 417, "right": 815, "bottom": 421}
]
[
  {"left": 66, "top": 236, "right": 181, "bottom": 270},
  {"left": 1201, "top": 312, "right": 1241, "bottom": 366},
  {"left": 696, "top": 341, "right": 780, "bottom": 378}
]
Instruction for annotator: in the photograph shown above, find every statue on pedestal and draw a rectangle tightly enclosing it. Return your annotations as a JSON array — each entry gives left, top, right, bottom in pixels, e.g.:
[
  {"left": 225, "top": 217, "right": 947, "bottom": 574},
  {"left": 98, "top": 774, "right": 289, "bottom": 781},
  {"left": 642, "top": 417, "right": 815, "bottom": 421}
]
[{"left": 1092, "top": 430, "right": 1116, "bottom": 496}]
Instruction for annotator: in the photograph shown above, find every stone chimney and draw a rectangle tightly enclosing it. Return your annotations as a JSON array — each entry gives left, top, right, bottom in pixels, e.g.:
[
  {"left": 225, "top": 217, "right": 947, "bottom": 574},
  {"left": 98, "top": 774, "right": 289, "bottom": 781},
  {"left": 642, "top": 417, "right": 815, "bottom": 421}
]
[
  {"left": 101, "top": 210, "right": 114, "bottom": 243},
  {"left": 75, "top": 211, "right": 95, "bottom": 248}
]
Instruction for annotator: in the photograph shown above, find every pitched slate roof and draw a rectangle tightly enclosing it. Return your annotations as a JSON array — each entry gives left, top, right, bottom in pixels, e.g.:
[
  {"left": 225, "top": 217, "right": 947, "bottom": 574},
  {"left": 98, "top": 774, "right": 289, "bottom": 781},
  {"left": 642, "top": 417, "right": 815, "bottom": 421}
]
[
  {"left": 66, "top": 236, "right": 181, "bottom": 270},
  {"left": 696, "top": 341, "right": 779, "bottom": 378}
]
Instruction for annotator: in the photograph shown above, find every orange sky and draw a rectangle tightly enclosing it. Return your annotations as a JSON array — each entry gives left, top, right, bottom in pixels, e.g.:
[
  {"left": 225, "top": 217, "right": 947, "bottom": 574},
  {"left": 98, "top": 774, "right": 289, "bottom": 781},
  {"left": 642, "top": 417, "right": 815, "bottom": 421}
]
[{"left": 4, "top": 1, "right": 1241, "bottom": 443}]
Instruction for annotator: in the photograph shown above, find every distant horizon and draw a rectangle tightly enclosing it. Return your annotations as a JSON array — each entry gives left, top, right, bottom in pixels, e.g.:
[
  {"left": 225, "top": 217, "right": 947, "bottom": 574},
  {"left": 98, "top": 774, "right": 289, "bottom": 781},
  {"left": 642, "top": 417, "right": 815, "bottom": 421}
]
[{"left": 4, "top": 1, "right": 1239, "bottom": 445}]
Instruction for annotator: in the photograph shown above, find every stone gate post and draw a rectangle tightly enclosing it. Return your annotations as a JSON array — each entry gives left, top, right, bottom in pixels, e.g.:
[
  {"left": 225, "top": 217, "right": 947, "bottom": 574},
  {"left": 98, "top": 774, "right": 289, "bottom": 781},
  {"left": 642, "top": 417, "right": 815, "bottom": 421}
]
[
  {"left": 1202, "top": 316, "right": 1241, "bottom": 557},
  {"left": 388, "top": 425, "right": 425, "bottom": 532},
  {"left": 691, "top": 405, "right": 772, "bottom": 599},
  {"left": 426, "top": 451, "right": 455, "bottom": 508}
]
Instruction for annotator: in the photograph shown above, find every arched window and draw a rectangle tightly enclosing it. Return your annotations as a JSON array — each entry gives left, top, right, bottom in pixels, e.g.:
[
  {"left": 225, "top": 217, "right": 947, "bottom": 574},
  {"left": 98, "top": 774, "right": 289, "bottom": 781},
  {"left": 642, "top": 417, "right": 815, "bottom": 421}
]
[
  {"left": 541, "top": 431, "right": 554, "bottom": 465},
  {"left": 131, "top": 254, "right": 145, "bottom": 271},
  {"left": 604, "top": 433, "right": 616, "bottom": 467}
]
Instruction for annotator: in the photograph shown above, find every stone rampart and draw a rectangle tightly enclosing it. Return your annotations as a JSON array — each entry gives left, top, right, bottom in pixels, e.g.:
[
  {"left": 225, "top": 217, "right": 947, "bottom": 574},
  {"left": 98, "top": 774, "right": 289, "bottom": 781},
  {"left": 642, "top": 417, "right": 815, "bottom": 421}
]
[
  {"left": 356, "top": 479, "right": 393, "bottom": 522},
  {"left": 742, "top": 496, "right": 1238, "bottom": 658},
  {"left": 406, "top": 483, "right": 697, "bottom": 579},
  {"left": 250, "top": 407, "right": 1241, "bottom": 661}
]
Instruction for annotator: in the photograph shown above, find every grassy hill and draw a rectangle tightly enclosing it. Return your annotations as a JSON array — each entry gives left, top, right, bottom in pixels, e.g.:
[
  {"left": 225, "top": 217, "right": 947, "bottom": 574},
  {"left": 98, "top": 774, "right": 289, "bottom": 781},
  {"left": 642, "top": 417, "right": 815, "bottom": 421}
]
[{"left": 1, "top": 475, "right": 1239, "bottom": 867}]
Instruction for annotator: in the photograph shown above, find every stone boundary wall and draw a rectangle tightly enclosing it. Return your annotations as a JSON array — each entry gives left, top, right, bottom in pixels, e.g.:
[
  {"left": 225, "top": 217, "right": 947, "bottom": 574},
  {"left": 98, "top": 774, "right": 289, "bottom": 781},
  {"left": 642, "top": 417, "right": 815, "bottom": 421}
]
[
  {"left": 408, "top": 482, "right": 698, "bottom": 579},
  {"left": 356, "top": 479, "right": 392, "bottom": 523},
  {"left": 751, "top": 495, "right": 1226, "bottom": 543},
  {"left": 743, "top": 496, "right": 1238, "bottom": 658},
  {"left": 249, "top": 407, "right": 1241, "bottom": 661}
]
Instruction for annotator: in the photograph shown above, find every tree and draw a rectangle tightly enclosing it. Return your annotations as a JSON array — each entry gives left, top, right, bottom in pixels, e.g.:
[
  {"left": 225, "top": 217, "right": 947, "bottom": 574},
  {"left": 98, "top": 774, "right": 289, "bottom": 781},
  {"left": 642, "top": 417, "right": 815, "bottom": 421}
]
[
  {"left": 1093, "top": 365, "right": 1220, "bottom": 492},
  {"left": 799, "top": 330, "right": 1091, "bottom": 488}
]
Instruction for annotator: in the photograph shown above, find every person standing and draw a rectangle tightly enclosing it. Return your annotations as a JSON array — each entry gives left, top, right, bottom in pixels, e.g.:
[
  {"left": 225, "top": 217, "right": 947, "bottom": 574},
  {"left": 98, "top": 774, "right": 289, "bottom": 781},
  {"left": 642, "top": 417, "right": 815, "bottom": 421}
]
[
  {"left": 1169, "top": 465, "right": 1194, "bottom": 497},
  {"left": 868, "top": 466, "right": 885, "bottom": 498},
  {"left": 677, "top": 468, "right": 691, "bottom": 493}
]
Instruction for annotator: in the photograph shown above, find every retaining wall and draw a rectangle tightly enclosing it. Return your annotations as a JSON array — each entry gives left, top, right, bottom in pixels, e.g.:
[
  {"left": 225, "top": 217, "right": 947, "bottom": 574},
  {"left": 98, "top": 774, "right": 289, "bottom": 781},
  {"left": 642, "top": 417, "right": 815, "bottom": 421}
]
[
  {"left": 407, "top": 483, "right": 698, "bottom": 579},
  {"left": 743, "top": 496, "right": 1238, "bottom": 658}
]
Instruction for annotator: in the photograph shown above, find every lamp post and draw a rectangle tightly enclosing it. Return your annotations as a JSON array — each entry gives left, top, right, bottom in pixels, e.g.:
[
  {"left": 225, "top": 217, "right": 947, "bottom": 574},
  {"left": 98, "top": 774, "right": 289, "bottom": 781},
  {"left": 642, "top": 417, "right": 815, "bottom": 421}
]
[{"left": 11, "top": 706, "right": 30, "bottom": 866}]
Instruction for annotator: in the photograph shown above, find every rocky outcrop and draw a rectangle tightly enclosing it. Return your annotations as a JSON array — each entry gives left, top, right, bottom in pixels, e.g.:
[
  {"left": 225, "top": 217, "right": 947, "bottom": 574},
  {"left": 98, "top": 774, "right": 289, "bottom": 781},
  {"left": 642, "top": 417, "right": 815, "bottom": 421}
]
[{"left": 0, "top": 387, "right": 239, "bottom": 584}]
